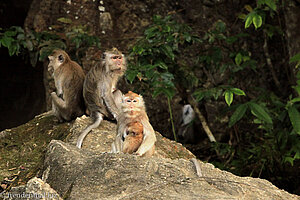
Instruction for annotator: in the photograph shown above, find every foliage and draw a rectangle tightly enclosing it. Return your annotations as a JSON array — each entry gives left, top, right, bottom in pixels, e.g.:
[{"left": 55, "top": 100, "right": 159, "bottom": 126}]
[
  {"left": 128, "top": 9, "right": 300, "bottom": 190},
  {"left": 0, "top": 19, "right": 100, "bottom": 67},
  {"left": 240, "top": 0, "right": 278, "bottom": 29},
  {"left": 128, "top": 15, "right": 198, "bottom": 99}
]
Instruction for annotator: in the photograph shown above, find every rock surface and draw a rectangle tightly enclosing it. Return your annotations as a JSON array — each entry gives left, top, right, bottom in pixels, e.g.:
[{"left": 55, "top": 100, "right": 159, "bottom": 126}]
[
  {"left": 39, "top": 140, "right": 299, "bottom": 200},
  {"left": 1, "top": 114, "right": 299, "bottom": 199}
]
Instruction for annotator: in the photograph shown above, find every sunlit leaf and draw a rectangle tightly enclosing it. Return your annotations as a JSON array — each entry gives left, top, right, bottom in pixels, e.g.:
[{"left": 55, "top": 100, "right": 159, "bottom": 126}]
[
  {"left": 245, "top": 14, "right": 253, "bottom": 29},
  {"left": 225, "top": 91, "right": 233, "bottom": 106},
  {"left": 253, "top": 14, "right": 262, "bottom": 29},
  {"left": 231, "top": 88, "right": 246, "bottom": 96}
]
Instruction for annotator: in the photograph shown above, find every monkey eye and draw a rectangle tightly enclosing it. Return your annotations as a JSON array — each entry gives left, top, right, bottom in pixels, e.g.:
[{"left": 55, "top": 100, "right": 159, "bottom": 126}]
[
  {"left": 126, "top": 99, "right": 131, "bottom": 103},
  {"left": 133, "top": 100, "right": 137, "bottom": 103},
  {"left": 111, "top": 55, "right": 122, "bottom": 60}
]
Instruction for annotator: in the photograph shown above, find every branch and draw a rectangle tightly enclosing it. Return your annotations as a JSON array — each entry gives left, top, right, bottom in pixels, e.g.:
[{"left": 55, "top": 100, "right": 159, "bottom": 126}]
[
  {"left": 188, "top": 96, "right": 216, "bottom": 142},
  {"left": 263, "top": 31, "right": 281, "bottom": 90}
]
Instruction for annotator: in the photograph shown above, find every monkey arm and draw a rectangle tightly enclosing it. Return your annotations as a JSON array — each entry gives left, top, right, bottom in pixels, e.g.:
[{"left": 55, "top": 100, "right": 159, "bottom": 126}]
[
  {"left": 55, "top": 80, "right": 63, "bottom": 97},
  {"left": 103, "top": 90, "right": 120, "bottom": 119},
  {"left": 135, "top": 120, "right": 156, "bottom": 156},
  {"left": 111, "top": 135, "right": 123, "bottom": 153},
  {"left": 51, "top": 92, "right": 67, "bottom": 109}
]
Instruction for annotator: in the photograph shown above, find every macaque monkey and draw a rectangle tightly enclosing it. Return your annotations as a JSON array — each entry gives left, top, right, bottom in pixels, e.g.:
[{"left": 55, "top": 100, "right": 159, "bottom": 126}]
[
  {"left": 48, "top": 49, "right": 85, "bottom": 122},
  {"left": 76, "top": 48, "right": 127, "bottom": 148},
  {"left": 122, "top": 121, "right": 144, "bottom": 154},
  {"left": 177, "top": 104, "right": 200, "bottom": 144},
  {"left": 111, "top": 91, "right": 156, "bottom": 157}
]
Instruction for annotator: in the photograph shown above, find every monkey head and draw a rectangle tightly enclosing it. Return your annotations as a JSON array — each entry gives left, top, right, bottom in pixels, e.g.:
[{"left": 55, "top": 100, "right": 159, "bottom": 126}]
[
  {"left": 121, "top": 91, "right": 145, "bottom": 114},
  {"left": 126, "top": 121, "right": 143, "bottom": 137},
  {"left": 48, "top": 49, "right": 70, "bottom": 72},
  {"left": 102, "top": 48, "right": 127, "bottom": 73},
  {"left": 122, "top": 121, "right": 144, "bottom": 154}
]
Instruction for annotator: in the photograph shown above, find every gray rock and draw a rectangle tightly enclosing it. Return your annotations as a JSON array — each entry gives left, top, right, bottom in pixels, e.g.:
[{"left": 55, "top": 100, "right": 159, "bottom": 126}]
[{"left": 39, "top": 140, "right": 299, "bottom": 200}]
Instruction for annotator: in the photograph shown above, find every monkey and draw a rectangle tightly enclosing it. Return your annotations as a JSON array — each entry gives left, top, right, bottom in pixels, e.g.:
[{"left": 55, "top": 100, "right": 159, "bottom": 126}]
[
  {"left": 177, "top": 104, "right": 201, "bottom": 144},
  {"left": 122, "top": 121, "right": 144, "bottom": 154},
  {"left": 48, "top": 49, "right": 85, "bottom": 122},
  {"left": 111, "top": 91, "right": 156, "bottom": 157},
  {"left": 76, "top": 48, "right": 127, "bottom": 148}
]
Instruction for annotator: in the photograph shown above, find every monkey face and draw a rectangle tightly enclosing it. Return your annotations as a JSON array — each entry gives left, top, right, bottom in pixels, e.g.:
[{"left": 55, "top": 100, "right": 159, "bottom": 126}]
[
  {"left": 48, "top": 50, "right": 66, "bottom": 72},
  {"left": 123, "top": 96, "right": 141, "bottom": 110}
]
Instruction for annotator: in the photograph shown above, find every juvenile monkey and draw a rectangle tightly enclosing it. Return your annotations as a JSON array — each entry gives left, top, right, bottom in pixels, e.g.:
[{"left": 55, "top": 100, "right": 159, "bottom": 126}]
[
  {"left": 111, "top": 91, "right": 156, "bottom": 157},
  {"left": 122, "top": 121, "right": 144, "bottom": 154},
  {"left": 76, "top": 48, "right": 127, "bottom": 148},
  {"left": 48, "top": 49, "right": 85, "bottom": 122}
]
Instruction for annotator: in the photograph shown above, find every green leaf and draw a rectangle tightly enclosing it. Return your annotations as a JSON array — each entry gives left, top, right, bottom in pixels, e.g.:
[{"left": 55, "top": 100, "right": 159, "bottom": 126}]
[
  {"left": 126, "top": 70, "right": 138, "bottom": 83},
  {"left": 253, "top": 14, "right": 262, "bottom": 29},
  {"left": 244, "top": 5, "right": 253, "bottom": 12},
  {"left": 161, "top": 45, "right": 175, "bottom": 60},
  {"left": 229, "top": 104, "right": 248, "bottom": 127},
  {"left": 288, "top": 105, "right": 300, "bottom": 135},
  {"left": 265, "top": 0, "right": 277, "bottom": 11},
  {"left": 290, "top": 97, "right": 300, "bottom": 104},
  {"left": 245, "top": 14, "right": 254, "bottom": 29},
  {"left": 224, "top": 91, "right": 233, "bottom": 106},
  {"left": 284, "top": 157, "right": 294, "bottom": 166},
  {"left": 249, "top": 102, "right": 272, "bottom": 124},
  {"left": 155, "top": 61, "right": 168, "bottom": 70},
  {"left": 1, "top": 36, "right": 13, "bottom": 47},
  {"left": 4, "top": 30, "right": 17, "bottom": 37},
  {"left": 57, "top": 17, "right": 73, "bottom": 24},
  {"left": 289, "top": 53, "right": 300, "bottom": 63},
  {"left": 231, "top": 88, "right": 246, "bottom": 96},
  {"left": 235, "top": 53, "right": 242, "bottom": 66}
]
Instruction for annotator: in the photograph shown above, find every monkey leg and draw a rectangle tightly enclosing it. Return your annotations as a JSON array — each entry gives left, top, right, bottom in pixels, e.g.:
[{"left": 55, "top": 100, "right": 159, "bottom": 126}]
[
  {"left": 52, "top": 100, "right": 64, "bottom": 122},
  {"left": 113, "top": 89, "right": 123, "bottom": 111},
  {"left": 51, "top": 92, "right": 71, "bottom": 121},
  {"left": 76, "top": 112, "right": 103, "bottom": 148}
]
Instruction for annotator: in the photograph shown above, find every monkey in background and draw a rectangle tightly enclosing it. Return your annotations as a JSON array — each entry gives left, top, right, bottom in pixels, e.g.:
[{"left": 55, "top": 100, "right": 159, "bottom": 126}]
[
  {"left": 76, "top": 48, "right": 127, "bottom": 148},
  {"left": 111, "top": 91, "right": 156, "bottom": 157},
  {"left": 177, "top": 104, "right": 201, "bottom": 144},
  {"left": 48, "top": 49, "right": 85, "bottom": 122}
]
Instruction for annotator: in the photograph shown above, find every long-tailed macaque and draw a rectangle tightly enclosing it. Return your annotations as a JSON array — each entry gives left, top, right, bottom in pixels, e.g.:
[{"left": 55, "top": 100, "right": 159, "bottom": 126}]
[
  {"left": 48, "top": 49, "right": 85, "bottom": 122},
  {"left": 76, "top": 48, "right": 126, "bottom": 148},
  {"left": 122, "top": 121, "right": 144, "bottom": 154},
  {"left": 111, "top": 91, "right": 156, "bottom": 157}
]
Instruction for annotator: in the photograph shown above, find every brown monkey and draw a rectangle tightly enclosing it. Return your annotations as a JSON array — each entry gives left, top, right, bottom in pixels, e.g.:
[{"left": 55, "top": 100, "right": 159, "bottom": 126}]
[
  {"left": 76, "top": 48, "right": 126, "bottom": 148},
  {"left": 48, "top": 49, "right": 85, "bottom": 122},
  {"left": 122, "top": 121, "right": 144, "bottom": 154},
  {"left": 111, "top": 91, "right": 156, "bottom": 157}
]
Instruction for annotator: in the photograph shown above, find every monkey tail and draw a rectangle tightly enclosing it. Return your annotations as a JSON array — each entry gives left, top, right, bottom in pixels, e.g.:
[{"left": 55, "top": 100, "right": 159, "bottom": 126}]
[
  {"left": 76, "top": 112, "right": 103, "bottom": 148},
  {"left": 190, "top": 158, "right": 202, "bottom": 177}
]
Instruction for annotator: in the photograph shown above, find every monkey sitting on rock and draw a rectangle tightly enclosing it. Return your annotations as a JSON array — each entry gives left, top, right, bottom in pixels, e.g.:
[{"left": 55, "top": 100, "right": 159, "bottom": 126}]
[
  {"left": 111, "top": 91, "right": 156, "bottom": 157},
  {"left": 76, "top": 48, "right": 127, "bottom": 148},
  {"left": 48, "top": 49, "right": 85, "bottom": 122}
]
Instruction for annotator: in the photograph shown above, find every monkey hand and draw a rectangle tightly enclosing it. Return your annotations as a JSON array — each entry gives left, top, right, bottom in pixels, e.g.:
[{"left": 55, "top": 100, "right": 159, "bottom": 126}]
[
  {"left": 113, "top": 113, "right": 119, "bottom": 121},
  {"left": 51, "top": 92, "right": 58, "bottom": 98}
]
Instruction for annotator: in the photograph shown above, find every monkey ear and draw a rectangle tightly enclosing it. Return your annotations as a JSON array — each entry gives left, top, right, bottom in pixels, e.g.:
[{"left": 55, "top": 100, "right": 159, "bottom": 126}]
[
  {"left": 102, "top": 52, "right": 106, "bottom": 60},
  {"left": 58, "top": 54, "right": 64, "bottom": 63}
]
